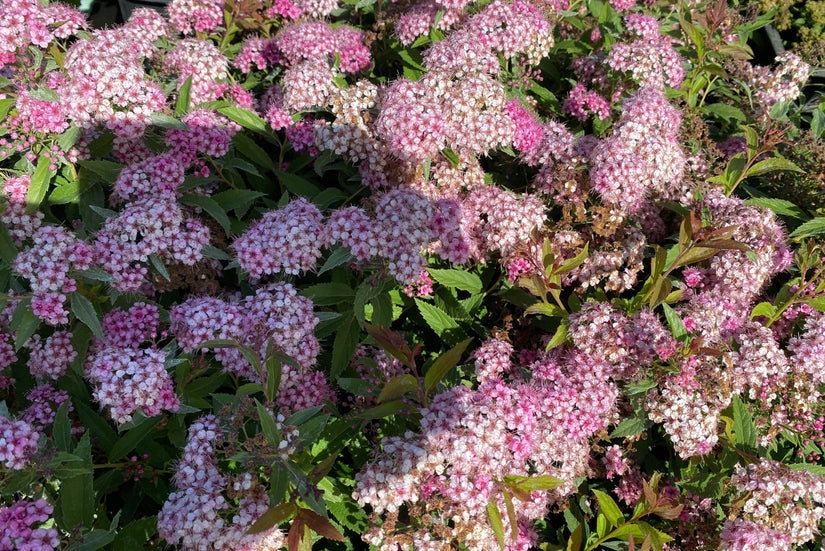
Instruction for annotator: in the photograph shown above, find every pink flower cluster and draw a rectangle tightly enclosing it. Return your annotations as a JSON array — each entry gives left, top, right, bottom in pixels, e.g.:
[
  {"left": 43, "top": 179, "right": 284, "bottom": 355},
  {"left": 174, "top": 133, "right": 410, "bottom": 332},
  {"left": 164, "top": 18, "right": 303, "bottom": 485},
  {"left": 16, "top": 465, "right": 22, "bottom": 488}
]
[
  {"left": 13, "top": 225, "right": 93, "bottom": 325},
  {"left": 26, "top": 331, "right": 76, "bottom": 380},
  {"left": 355, "top": 344, "right": 618, "bottom": 548},
  {"left": 158, "top": 415, "right": 287, "bottom": 551},
  {"left": 730, "top": 458, "right": 825, "bottom": 545},
  {"left": 93, "top": 196, "right": 210, "bottom": 291},
  {"left": 743, "top": 52, "right": 810, "bottom": 112},
  {"left": 0, "top": 415, "right": 41, "bottom": 470},
  {"left": 170, "top": 284, "right": 330, "bottom": 412},
  {"left": 0, "top": 0, "right": 85, "bottom": 65},
  {"left": 59, "top": 29, "right": 165, "bottom": 139},
  {"left": 0, "top": 499, "right": 59, "bottom": 550},
  {"left": 167, "top": 0, "right": 225, "bottom": 35},
  {"left": 589, "top": 87, "right": 686, "bottom": 214},
  {"left": 606, "top": 14, "right": 684, "bottom": 89},
  {"left": 1, "top": 175, "right": 44, "bottom": 245},
  {"left": 164, "top": 39, "right": 229, "bottom": 106},
  {"left": 85, "top": 303, "right": 179, "bottom": 424}
]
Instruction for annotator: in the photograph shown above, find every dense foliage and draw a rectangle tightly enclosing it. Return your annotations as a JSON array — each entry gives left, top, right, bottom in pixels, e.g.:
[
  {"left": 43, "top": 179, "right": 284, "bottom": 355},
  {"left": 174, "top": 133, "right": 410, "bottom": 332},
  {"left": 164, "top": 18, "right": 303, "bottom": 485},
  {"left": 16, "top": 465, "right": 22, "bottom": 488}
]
[{"left": 1, "top": 0, "right": 825, "bottom": 549}]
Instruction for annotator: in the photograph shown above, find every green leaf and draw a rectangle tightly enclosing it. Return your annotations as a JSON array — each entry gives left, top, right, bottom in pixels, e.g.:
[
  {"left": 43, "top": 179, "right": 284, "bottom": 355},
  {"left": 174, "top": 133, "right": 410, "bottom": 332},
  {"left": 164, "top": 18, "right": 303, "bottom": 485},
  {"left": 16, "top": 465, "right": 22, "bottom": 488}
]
[
  {"left": 331, "top": 314, "right": 359, "bottom": 379},
  {"left": 148, "top": 253, "right": 170, "bottom": 281},
  {"left": 750, "top": 301, "right": 776, "bottom": 319},
  {"left": 59, "top": 433, "right": 94, "bottom": 530},
  {"left": 505, "top": 474, "right": 565, "bottom": 492},
  {"left": 202, "top": 244, "right": 232, "bottom": 261},
  {"left": 73, "top": 399, "right": 117, "bottom": 449},
  {"left": 702, "top": 103, "right": 745, "bottom": 122},
  {"left": 53, "top": 402, "right": 73, "bottom": 452},
  {"left": 12, "top": 303, "right": 40, "bottom": 350},
  {"left": 377, "top": 374, "right": 419, "bottom": 402},
  {"left": 789, "top": 463, "right": 825, "bottom": 476},
  {"left": 301, "top": 283, "right": 354, "bottom": 305},
  {"left": 427, "top": 268, "right": 483, "bottom": 293},
  {"left": 732, "top": 395, "right": 756, "bottom": 449},
  {"left": 70, "top": 292, "right": 105, "bottom": 342},
  {"left": 789, "top": 217, "right": 825, "bottom": 238},
  {"left": 354, "top": 399, "right": 404, "bottom": 420},
  {"left": 218, "top": 106, "right": 268, "bottom": 134},
  {"left": 661, "top": 303, "right": 687, "bottom": 340},
  {"left": 610, "top": 416, "right": 647, "bottom": 438},
  {"left": 487, "top": 496, "right": 506, "bottom": 551},
  {"left": 741, "top": 127, "right": 755, "bottom": 160},
  {"left": 233, "top": 133, "right": 277, "bottom": 174},
  {"left": 151, "top": 112, "right": 188, "bottom": 130},
  {"left": 546, "top": 320, "right": 569, "bottom": 351},
  {"left": 441, "top": 148, "right": 460, "bottom": 168},
  {"left": 66, "top": 530, "right": 116, "bottom": 551},
  {"left": 78, "top": 160, "right": 123, "bottom": 182},
  {"left": 275, "top": 170, "right": 321, "bottom": 197},
  {"left": 556, "top": 243, "right": 589, "bottom": 275},
  {"left": 246, "top": 502, "right": 296, "bottom": 536},
  {"left": 424, "top": 337, "right": 471, "bottom": 392},
  {"left": 212, "top": 189, "right": 266, "bottom": 216},
  {"left": 812, "top": 108, "right": 825, "bottom": 139},
  {"left": 415, "top": 299, "right": 459, "bottom": 337},
  {"left": 58, "top": 124, "right": 82, "bottom": 153},
  {"left": 175, "top": 75, "right": 193, "bottom": 116},
  {"left": 319, "top": 246, "right": 353, "bottom": 275},
  {"left": 256, "top": 400, "right": 282, "bottom": 446},
  {"left": 524, "top": 303, "right": 567, "bottom": 317},
  {"left": 744, "top": 197, "right": 808, "bottom": 219},
  {"left": 108, "top": 416, "right": 162, "bottom": 461},
  {"left": 593, "top": 489, "right": 624, "bottom": 528},
  {"left": 26, "top": 157, "right": 52, "bottom": 212},
  {"left": 745, "top": 158, "right": 803, "bottom": 178},
  {"left": 180, "top": 193, "right": 232, "bottom": 236}
]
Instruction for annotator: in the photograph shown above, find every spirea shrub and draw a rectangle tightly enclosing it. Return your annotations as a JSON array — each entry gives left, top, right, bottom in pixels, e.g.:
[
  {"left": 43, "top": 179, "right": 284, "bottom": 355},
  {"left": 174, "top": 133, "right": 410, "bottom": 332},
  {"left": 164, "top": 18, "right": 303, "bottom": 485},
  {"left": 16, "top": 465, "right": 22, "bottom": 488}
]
[{"left": 1, "top": 0, "right": 825, "bottom": 549}]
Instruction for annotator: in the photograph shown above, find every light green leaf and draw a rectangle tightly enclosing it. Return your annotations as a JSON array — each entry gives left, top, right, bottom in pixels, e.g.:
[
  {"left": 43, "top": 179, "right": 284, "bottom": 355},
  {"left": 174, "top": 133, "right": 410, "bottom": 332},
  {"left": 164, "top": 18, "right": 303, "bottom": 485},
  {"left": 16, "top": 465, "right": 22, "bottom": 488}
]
[
  {"left": 424, "top": 338, "right": 471, "bottom": 392},
  {"left": 427, "top": 268, "right": 483, "bottom": 293},
  {"left": 593, "top": 489, "right": 624, "bottom": 528}
]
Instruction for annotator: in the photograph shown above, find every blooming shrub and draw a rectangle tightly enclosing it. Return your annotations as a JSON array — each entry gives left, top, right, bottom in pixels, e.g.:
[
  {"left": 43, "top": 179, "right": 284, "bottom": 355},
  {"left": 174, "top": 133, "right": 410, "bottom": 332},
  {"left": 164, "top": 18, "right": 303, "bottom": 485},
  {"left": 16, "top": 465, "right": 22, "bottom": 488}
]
[{"left": 0, "top": 0, "right": 825, "bottom": 549}]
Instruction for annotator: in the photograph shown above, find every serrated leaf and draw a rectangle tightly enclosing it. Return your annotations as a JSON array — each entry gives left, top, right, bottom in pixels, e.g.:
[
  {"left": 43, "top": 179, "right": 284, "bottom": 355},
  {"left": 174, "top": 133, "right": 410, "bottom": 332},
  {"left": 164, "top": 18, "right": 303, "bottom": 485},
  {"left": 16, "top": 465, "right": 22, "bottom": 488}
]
[
  {"left": 505, "top": 474, "right": 565, "bottom": 492},
  {"left": 26, "top": 157, "right": 52, "bottom": 212},
  {"left": 789, "top": 217, "right": 825, "bottom": 238},
  {"left": 611, "top": 416, "right": 647, "bottom": 438},
  {"left": 702, "top": 103, "right": 745, "bottom": 122},
  {"left": 415, "top": 299, "right": 459, "bottom": 337},
  {"left": 108, "top": 416, "right": 161, "bottom": 460},
  {"left": 218, "top": 106, "right": 268, "bottom": 134},
  {"left": 556, "top": 243, "right": 589, "bottom": 275},
  {"left": 749, "top": 301, "right": 776, "bottom": 320},
  {"left": 275, "top": 170, "right": 321, "bottom": 197},
  {"left": 661, "top": 303, "right": 687, "bottom": 340},
  {"left": 377, "top": 373, "right": 418, "bottom": 403},
  {"left": 744, "top": 197, "right": 808, "bottom": 219},
  {"left": 746, "top": 157, "right": 803, "bottom": 178},
  {"left": 732, "top": 395, "right": 756, "bottom": 449},
  {"left": 54, "top": 402, "right": 73, "bottom": 452},
  {"left": 246, "top": 502, "right": 296, "bottom": 536},
  {"left": 150, "top": 112, "right": 188, "bottom": 130},
  {"left": 427, "top": 268, "right": 483, "bottom": 293},
  {"left": 524, "top": 302, "right": 567, "bottom": 317},
  {"left": 593, "top": 489, "right": 624, "bottom": 527},
  {"left": 424, "top": 337, "right": 471, "bottom": 392},
  {"left": 742, "top": 127, "right": 758, "bottom": 161},
  {"left": 812, "top": 108, "right": 825, "bottom": 139},
  {"left": 546, "top": 320, "right": 569, "bottom": 351},
  {"left": 256, "top": 400, "right": 281, "bottom": 446},
  {"left": 70, "top": 292, "right": 105, "bottom": 342},
  {"left": 319, "top": 246, "right": 353, "bottom": 275},
  {"left": 180, "top": 193, "right": 231, "bottom": 235},
  {"left": 175, "top": 75, "right": 192, "bottom": 116},
  {"left": 148, "top": 253, "right": 170, "bottom": 281},
  {"left": 487, "top": 496, "right": 506, "bottom": 551}
]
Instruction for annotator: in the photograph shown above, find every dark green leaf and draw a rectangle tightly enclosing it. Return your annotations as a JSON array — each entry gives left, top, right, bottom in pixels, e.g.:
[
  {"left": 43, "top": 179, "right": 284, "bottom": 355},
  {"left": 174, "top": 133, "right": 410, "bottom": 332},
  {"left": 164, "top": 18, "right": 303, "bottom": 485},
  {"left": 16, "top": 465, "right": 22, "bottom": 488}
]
[
  {"left": 424, "top": 338, "right": 471, "bottom": 392},
  {"left": 427, "top": 269, "right": 483, "bottom": 293},
  {"left": 611, "top": 416, "right": 648, "bottom": 438},
  {"left": 70, "top": 292, "right": 105, "bottom": 342},
  {"left": 789, "top": 217, "right": 825, "bottom": 238},
  {"left": 415, "top": 299, "right": 459, "bottom": 337},
  {"left": 180, "top": 194, "right": 232, "bottom": 236},
  {"left": 108, "top": 416, "right": 162, "bottom": 461}
]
